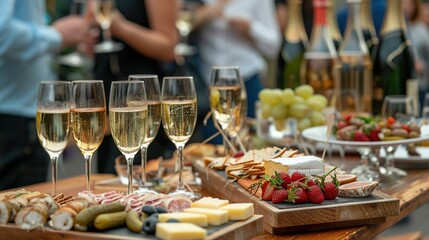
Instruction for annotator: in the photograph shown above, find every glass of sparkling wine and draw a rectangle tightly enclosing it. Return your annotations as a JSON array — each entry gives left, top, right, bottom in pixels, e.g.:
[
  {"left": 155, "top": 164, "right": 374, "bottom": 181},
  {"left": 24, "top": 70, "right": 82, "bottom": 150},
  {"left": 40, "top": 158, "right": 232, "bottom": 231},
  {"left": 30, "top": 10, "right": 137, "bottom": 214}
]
[
  {"left": 71, "top": 80, "right": 107, "bottom": 191},
  {"left": 36, "top": 81, "right": 72, "bottom": 195},
  {"left": 109, "top": 80, "right": 148, "bottom": 194},
  {"left": 93, "top": 0, "right": 123, "bottom": 53},
  {"left": 129, "top": 75, "right": 161, "bottom": 193},
  {"left": 161, "top": 76, "right": 197, "bottom": 197},
  {"left": 209, "top": 66, "right": 242, "bottom": 155}
]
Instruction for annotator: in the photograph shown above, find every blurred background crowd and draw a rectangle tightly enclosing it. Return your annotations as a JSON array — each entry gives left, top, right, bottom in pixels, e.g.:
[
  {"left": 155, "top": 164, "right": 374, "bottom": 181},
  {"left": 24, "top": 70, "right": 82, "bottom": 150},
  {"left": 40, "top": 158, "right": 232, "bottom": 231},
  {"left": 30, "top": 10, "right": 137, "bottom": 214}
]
[{"left": 1, "top": 0, "right": 429, "bottom": 190}]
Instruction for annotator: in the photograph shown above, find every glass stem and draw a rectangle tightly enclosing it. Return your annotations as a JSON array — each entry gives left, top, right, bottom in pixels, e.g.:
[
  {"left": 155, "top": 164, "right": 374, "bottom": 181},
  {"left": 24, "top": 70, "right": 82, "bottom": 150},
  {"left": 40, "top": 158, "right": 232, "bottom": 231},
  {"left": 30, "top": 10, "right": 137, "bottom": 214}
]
[
  {"left": 102, "top": 26, "right": 111, "bottom": 42},
  {"left": 177, "top": 145, "right": 185, "bottom": 191},
  {"left": 385, "top": 147, "right": 396, "bottom": 169},
  {"left": 51, "top": 156, "right": 59, "bottom": 195},
  {"left": 84, "top": 154, "right": 92, "bottom": 191},
  {"left": 127, "top": 157, "right": 134, "bottom": 194},
  {"left": 140, "top": 146, "right": 148, "bottom": 188}
]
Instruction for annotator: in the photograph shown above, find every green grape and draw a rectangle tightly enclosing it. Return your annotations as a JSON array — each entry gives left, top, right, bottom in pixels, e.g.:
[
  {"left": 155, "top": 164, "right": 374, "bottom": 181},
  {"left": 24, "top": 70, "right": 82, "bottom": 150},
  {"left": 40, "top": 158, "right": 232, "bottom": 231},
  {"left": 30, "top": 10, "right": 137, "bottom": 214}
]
[
  {"left": 310, "top": 111, "right": 326, "bottom": 126},
  {"left": 293, "top": 96, "right": 305, "bottom": 104},
  {"left": 259, "top": 88, "right": 281, "bottom": 105},
  {"left": 312, "top": 94, "right": 328, "bottom": 107},
  {"left": 258, "top": 89, "right": 272, "bottom": 104},
  {"left": 273, "top": 119, "right": 286, "bottom": 131},
  {"left": 280, "top": 88, "right": 295, "bottom": 106},
  {"left": 289, "top": 103, "right": 310, "bottom": 119},
  {"left": 298, "top": 118, "right": 312, "bottom": 131},
  {"left": 271, "top": 104, "right": 288, "bottom": 120},
  {"left": 307, "top": 97, "right": 325, "bottom": 112},
  {"left": 295, "top": 84, "right": 314, "bottom": 100},
  {"left": 260, "top": 103, "right": 272, "bottom": 119}
]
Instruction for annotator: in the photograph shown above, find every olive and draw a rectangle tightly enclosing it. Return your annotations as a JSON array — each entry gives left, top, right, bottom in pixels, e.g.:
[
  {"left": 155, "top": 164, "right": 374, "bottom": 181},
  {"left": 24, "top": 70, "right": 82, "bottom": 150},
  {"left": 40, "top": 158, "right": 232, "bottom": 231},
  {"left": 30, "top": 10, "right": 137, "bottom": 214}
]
[
  {"left": 151, "top": 213, "right": 159, "bottom": 219},
  {"left": 142, "top": 217, "right": 158, "bottom": 235},
  {"left": 155, "top": 206, "right": 168, "bottom": 214},
  {"left": 166, "top": 218, "right": 180, "bottom": 223},
  {"left": 142, "top": 205, "right": 157, "bottom": 216}
]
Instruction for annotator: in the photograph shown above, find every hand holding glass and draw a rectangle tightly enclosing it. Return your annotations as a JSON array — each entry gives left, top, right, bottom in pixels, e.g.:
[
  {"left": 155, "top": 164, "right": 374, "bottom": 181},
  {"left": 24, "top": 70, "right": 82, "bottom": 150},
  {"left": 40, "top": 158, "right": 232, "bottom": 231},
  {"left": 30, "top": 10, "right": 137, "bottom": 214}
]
[
  {"left": 36, "top": 81, "right": 72, "bottom": 194},
  {"left": 109, "top": 81, "right": 148, "bottom": 194},
  {"left": 93, "top": 0, "right": 123, "bottom": 53}
]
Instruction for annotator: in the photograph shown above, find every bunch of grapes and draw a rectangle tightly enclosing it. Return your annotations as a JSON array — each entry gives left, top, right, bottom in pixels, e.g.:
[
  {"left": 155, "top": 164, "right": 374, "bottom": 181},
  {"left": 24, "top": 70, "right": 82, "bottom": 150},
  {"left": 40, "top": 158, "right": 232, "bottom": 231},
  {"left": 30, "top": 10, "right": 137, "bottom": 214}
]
[{"left": 258, "top": 85, "right": 328, "bottom": 131}]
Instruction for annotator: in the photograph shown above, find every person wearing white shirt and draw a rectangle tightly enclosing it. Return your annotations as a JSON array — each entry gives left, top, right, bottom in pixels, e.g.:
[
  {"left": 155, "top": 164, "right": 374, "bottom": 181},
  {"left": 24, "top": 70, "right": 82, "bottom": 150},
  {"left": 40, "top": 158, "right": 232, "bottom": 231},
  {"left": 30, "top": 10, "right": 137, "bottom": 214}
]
[{"left": 194, "top": 0, "right": 282, "bottom": 118}]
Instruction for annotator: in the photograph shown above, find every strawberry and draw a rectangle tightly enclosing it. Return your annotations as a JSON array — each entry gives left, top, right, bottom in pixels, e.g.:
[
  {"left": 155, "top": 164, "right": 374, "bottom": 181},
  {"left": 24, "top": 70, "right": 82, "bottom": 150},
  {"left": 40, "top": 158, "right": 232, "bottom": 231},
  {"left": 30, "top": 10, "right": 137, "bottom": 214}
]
[
  {"left": 261, "top": 181, "right": 276, "bottom": 201},
  {"left": 291, "top": 171, "right": 306, "bottom": 182},
  {"left": 307, "top": 185, "right": 325, "bottom": 204},
  {"left": 369, "top": 127, "right": 381, "bottom": 141},
  {"left": 289, "top": 188, "right": 308, "bottom": 204},
  {"left": 278, "top": 172, "right": 291, "bottom": 188},
  {"left": 323, "top": 182, "right": 339, "bottom": 200},
  {"left": 306, "top": 179, "right": 316, "bottom": 187},
  {"left": 353, "top": 130, "right": 369, "bottom": 141},
  {"left": 336, "top": 120, "right": 348, "bottom": 130},
  {"left": 344, "top": 114, "right": 353, "bottom": 122},
  {"left": 233, "top": 151, "right": 244, "bottom": 158},
  {"left": 272, "top": 189, "right": 289, "bottom": 204}
]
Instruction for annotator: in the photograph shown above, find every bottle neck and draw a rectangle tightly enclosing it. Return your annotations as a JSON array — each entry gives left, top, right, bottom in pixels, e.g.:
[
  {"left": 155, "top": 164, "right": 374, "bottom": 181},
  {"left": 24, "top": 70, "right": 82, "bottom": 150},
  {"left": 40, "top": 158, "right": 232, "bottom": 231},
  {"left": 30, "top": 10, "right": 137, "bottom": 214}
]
[
  {"left": 341, "top": 1, "right": 368, "bottom": 53},
  {"left": 360, "top": 0, "right": 375, "bottom": 32},
  {"left": 381, "top": 0, "right": 406, "bottom": 34},
  {"left": 327, "top": 1, "right": 342, "bottom": 41},
  {"left": 313, "top": 1, "right": 328, "bottom": 26},
  {"left": 309, "top": 0, "right": 337, "bottom": 56},
  {"left": 285, "top": 1, "right": 308, "bottom": 43}
]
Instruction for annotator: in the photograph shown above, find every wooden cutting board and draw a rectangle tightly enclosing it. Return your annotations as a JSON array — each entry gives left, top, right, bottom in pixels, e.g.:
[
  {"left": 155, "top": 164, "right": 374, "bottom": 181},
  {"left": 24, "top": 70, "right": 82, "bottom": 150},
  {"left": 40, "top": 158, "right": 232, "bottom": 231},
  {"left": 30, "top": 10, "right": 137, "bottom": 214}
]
[
  {"left": 0, "top": 215, "right": 263, "bottom": 240},
  {"left": 194, "top": 161, "right": 400, "bottom": 234}
]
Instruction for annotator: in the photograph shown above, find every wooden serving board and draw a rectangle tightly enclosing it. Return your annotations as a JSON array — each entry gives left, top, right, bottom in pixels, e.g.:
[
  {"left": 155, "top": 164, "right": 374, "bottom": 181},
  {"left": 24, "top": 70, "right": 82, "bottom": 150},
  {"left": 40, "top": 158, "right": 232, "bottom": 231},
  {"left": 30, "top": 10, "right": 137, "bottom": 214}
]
[
  {"left": 194, "top": 162, "right": 400, "bottom": 234},
  {"left": 0, "top": 215, "right": 263, "bottom": 240}
]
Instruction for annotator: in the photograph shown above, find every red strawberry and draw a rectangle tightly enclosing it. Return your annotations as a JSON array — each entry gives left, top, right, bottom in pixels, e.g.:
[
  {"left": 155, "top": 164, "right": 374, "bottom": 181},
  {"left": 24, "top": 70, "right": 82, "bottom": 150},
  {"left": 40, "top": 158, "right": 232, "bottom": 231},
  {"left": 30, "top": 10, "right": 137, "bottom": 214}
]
[
  {"left": 307, "top": 185, "right": 325, "bottom": 204},
  {"left": 344, "top": 114, "right": 353, "bottom": 122},
  {"left": 287, "top": 181, "right": 304, "bottom": 190},
  {"left": 353, "top": 130, "right": 369, "bottom": 141},
  {"left": 306, "top": 179, "right": 316, "bottom": 187},
  {"left": 323, "top": 182, "right": 339, "bottom": 200},
  {"left": 291, "top": 171, "right": 306, "bottom": 182},
  {"left": 369, "top": 128, "right": 381, "bottom": 141},
  {"left": 336, "top": 120, "right": 348, "bottom": 130},
  {"left": 272, "top": 189, "right": 289, "bottom": 204},
  {"left": 278, "top": 172, "right": 291, "bottom": 188},
  {"left": 289, "top": 188, "right": 309, "bottom": 203},
  {"left": 261, "top": 181, "right": 275, "bottom": 201},
  {"left": 233, "top": 151, "right": 244, "bottom": 158}
]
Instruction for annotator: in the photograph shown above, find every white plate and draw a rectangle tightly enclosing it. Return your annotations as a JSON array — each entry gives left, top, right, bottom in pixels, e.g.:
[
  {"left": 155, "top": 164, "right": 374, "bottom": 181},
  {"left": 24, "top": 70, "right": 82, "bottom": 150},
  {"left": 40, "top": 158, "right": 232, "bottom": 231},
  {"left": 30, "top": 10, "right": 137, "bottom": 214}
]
[{"left": 301, "top": 125, "right": 429, "bottom": 148}]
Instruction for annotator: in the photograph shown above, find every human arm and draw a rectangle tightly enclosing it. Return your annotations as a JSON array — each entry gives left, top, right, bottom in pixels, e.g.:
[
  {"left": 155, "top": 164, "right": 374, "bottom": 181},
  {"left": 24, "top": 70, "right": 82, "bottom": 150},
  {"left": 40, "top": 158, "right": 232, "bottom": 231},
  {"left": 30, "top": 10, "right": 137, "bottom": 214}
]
[{"left": 110, "top": 0, "right": 179, "bottom": 61}]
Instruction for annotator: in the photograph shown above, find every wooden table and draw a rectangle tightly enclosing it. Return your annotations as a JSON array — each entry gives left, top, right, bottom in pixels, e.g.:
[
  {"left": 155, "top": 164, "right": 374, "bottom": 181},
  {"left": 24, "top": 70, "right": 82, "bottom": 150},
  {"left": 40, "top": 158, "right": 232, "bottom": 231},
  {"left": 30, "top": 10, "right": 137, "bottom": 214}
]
[{"left": 9, "top": 160, "right": 428, "bottom": 240}]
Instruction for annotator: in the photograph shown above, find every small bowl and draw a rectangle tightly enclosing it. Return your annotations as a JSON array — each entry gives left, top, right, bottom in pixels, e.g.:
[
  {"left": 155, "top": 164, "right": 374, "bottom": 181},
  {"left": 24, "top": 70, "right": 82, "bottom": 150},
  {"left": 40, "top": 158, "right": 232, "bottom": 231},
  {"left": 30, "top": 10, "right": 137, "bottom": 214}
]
[{"left": 115, "top": 156, "right": 142, "bottom": 185}]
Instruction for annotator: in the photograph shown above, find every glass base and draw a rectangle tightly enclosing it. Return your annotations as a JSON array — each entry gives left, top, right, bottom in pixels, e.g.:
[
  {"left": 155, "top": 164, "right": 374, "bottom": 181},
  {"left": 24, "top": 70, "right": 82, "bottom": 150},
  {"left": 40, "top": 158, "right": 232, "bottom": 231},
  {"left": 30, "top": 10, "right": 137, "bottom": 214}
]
[
  {"left": 168, "top": 188, "right": 200, "bottom": 200},
  {"left": 174, "top": 43, "right": 197, "bottom": 56},
  {"left": 134, "top": 187, "right": 158, "bottom": 194},
  {"left": 94, "top": 40, "right": 124, "bottom": 53},
  {"left": 58, "top": 52, "right": 88, "bottom": 67}
]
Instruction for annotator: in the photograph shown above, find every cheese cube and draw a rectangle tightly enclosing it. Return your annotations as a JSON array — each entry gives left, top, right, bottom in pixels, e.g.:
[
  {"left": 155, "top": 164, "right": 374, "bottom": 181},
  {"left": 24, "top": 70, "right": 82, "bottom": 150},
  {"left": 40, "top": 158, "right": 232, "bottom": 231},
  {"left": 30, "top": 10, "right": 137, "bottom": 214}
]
[
  {"left": 190, "top": 197, "right": 229, "bottom": 209},
  {"left": 156, "top": 223, "right": 206, "bottom": 240},
  {"left": 220, "top": 203, "right": 254, "bottom": 221},
  {"left": 183, "top": 208, "right": 228, "bottom": 226},
  {"left": 158, "top": 213, "right": 208, "bottom": 227},
  {"left": 264, "top": 156, "right": 324, "bottom": 177}
]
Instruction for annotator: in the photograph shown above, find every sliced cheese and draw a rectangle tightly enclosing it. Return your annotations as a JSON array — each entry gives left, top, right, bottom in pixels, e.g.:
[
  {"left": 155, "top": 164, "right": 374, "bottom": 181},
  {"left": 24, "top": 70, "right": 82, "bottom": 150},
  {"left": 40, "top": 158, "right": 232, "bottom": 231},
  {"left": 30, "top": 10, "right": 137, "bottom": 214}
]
[
  {"left": 183, "top": 208, "right": 228, "bottom": 226},
  {"left": 190, "top": 197, "right": 229, "bottom": 209},
  {"left": 156, "top": 223, "right": 206, "bottom": 240},
  {"left": 263, "top": 155, "right": 324, "bottom": 177},
  {"left": 158, "top": 213, "right": 208, "bottom": 227},
  {"left": 219, "top": 203, "right": 254, "bottom": 221}
]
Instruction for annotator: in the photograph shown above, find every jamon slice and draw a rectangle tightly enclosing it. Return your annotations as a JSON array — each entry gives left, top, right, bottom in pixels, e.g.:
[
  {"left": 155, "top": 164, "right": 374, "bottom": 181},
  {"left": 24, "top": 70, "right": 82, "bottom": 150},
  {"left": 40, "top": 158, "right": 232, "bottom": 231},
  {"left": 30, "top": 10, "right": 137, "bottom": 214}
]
[{"left": 338, "top": 181, "right": 378, "bottom": 198}]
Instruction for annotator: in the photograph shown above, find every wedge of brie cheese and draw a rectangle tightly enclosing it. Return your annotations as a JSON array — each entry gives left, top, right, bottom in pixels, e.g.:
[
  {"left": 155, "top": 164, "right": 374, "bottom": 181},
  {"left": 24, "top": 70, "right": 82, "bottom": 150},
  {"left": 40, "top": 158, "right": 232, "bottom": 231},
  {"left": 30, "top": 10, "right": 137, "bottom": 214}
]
[{"left": 264, "top": 156, "right": 324, "bottom": 177}]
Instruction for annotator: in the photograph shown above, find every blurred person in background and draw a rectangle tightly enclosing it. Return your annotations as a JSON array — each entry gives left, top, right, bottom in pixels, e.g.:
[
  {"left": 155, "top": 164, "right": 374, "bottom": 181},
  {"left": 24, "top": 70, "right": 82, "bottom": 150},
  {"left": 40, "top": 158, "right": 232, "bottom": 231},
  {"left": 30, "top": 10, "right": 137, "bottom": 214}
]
[
  {"left": 0, "top": 0, "right": 89, "bottom": 190},
  {"left": 193, "top": 0, "right": 281, "bottom": 119},
  {"left": 403, "top": 0, "right": 429, "bottom": 112},
  {"left": 87, "top": 0, "right": 179, "bottom": 174}
]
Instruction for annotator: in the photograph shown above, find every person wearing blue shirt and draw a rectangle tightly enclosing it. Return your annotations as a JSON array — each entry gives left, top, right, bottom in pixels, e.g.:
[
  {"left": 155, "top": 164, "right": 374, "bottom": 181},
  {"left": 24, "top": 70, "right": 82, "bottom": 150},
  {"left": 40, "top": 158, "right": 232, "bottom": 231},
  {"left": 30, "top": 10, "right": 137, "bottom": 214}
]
[{"left": 0, "top": 0, "right": 89, "bottom": 190}]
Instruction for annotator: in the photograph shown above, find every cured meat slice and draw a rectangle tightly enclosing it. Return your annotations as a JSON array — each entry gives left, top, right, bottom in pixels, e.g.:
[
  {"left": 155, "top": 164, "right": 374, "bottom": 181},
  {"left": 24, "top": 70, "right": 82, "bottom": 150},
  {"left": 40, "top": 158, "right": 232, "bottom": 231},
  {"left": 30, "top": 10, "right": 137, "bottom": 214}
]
[
  {"left": 163, "top": 195, "right": 192, "bottom": 213},
  {"left": 338, "top": 181, "right": 378, "bottom": 198}
]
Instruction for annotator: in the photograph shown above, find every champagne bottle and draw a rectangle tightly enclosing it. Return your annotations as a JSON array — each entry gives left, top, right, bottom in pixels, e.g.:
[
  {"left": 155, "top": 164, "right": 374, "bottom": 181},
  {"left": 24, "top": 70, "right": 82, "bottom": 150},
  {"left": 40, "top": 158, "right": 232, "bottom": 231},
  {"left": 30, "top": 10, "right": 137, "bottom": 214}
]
[
  {"left": 281, "top": 0, "right": 309, "bottom": 89},
  {"left": 301, "top": 0, "right": 340, "bottom": 103},
  {"left": 327, "top": 0, "right": 342, "bottom": 50},
  {"left": 360, "top": 0, "right": 379, "bottom": 60},
  {"left": 337, "top": 0, "right": 373, "bottom": 114},
  {"left": 372, "top": 0, "right": 415, "bottom": 114}
]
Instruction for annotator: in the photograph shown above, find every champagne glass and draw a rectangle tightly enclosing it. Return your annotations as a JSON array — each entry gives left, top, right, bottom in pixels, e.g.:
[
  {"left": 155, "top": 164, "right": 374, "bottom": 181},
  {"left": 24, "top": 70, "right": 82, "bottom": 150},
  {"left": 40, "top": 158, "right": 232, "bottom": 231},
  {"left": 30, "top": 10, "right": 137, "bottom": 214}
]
[
  {"left": 422, "top": 93, "right": 429, "bottom": 125},
  {"left": 175, "top": 0, "right": 198, "bottom": 56},
  {"left": 36, "top": 81, "right": 72, "bottom": 194},
  {"left": 209, "top": 66, "right": 242, "bottom": 155},
  {"left": 58, "top": 0, "right": 90, "bottom": 67},
  {"left": 381, "top": 95, "right": 415, "bottom": 178},
  {"left": 109, "top": 80, "right": 147, "bottom": 194},
  {"left": 129, "top": 75, "right": 161, "bottom": 193},
  {"left": 93, "top": 0, "right": 123, "bottom": 53},
  {"left": 161, "top": 76, "right": 197, "bottom": 197},
  {"left": 71, "top": 80, "right": 107, "bottom": 191}
]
